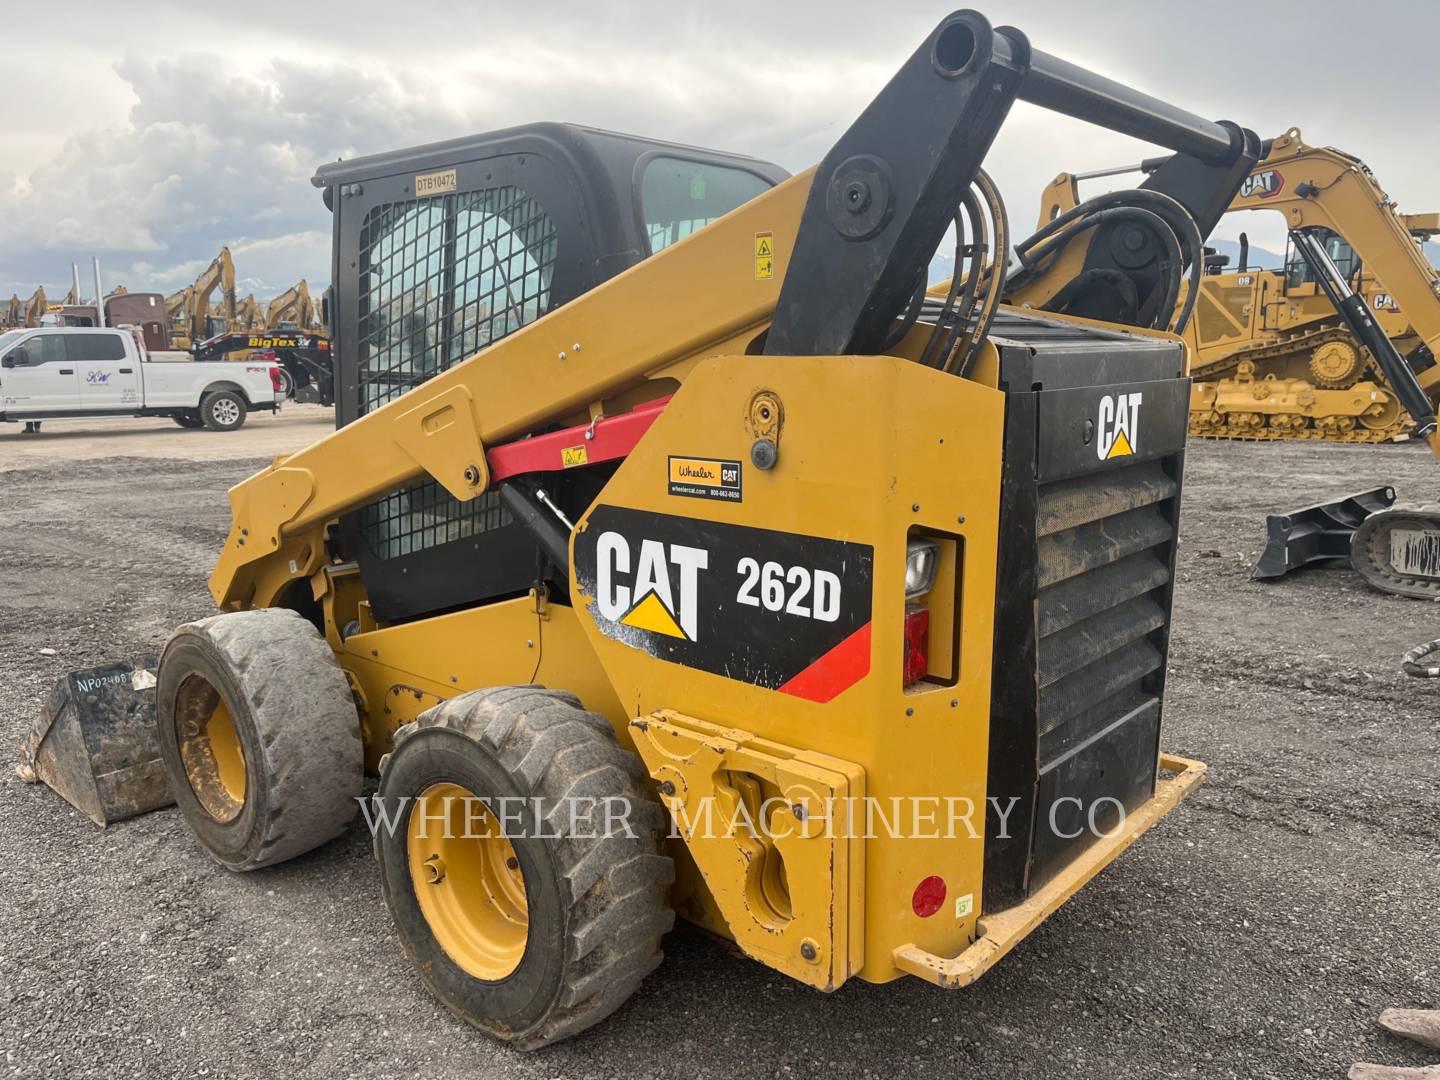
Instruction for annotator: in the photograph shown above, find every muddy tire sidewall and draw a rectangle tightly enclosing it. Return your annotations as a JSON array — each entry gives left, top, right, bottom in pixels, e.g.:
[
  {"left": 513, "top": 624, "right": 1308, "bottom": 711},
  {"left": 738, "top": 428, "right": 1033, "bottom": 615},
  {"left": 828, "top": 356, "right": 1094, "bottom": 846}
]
[
  {"left": 156, "top": 633, "right": 269, "bottom": 866},
  {"left": 375, "top": 728, "right": 568, "bottom": 1040}
]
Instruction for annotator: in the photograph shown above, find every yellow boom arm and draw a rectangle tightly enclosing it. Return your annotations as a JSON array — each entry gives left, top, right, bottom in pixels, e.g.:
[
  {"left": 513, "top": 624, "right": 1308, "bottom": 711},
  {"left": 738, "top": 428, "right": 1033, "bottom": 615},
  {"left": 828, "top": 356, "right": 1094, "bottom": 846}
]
[{"left": 209, "top": 172, "right": 816, "bottom": 611}]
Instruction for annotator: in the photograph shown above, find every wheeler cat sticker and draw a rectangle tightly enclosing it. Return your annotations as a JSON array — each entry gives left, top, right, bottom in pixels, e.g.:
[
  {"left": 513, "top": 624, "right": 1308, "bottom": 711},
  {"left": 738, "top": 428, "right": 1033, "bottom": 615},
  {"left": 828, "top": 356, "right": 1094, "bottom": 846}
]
[
  {"left": 668, "top": 456, "right": 742, "bottom": 502},
  {"left": 1097, "top": 392, "right": 1142, "bottom": 460},
  {"left": 574, "top": 506, "right": 873, "bottom": 702}
]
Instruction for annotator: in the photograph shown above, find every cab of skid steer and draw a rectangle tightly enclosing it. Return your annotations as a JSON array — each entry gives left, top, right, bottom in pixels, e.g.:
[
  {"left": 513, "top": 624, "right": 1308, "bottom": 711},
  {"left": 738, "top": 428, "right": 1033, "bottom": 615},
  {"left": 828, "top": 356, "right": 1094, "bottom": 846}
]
[{"left": 311, "top": 124, "right": 789, "bottom": 623}]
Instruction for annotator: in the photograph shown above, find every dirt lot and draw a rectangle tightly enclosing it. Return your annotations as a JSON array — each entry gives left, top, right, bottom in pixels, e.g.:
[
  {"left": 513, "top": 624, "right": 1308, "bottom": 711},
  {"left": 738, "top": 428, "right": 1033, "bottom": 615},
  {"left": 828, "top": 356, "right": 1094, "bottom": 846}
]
[{"left": 0, "top": 422, "right": 1436, "bottom": 1080}]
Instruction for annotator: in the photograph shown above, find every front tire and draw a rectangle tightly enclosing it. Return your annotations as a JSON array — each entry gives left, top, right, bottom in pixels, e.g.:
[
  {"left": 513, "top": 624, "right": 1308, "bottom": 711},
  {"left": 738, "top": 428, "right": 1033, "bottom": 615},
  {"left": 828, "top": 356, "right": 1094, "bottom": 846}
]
[
  {"left": 200, "top": 390, "right": 246, "bottom": 431},
  {"left": 156, "top": 608, "right": 363, "bottom": 870},
  {"left": 374, "top": 687, "right": 673, "bottom": 1050}
]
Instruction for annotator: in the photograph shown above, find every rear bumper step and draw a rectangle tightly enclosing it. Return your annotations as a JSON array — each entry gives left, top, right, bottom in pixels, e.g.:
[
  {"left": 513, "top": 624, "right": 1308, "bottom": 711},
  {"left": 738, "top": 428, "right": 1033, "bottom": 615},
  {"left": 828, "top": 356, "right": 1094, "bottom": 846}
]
[{"left": 892, "top": 752, "right": 1205, "bottom": 989}]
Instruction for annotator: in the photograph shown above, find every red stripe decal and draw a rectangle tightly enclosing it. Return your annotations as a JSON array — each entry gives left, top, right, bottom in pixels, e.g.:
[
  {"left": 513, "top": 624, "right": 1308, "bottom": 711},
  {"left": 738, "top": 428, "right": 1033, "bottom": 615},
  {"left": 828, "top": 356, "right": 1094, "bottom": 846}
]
[
  {"left": 488, "top": 397, "right": 670, "bottom": 482},
  {"left": 776, "top": 622, "right": 872, "bottom": 703}
]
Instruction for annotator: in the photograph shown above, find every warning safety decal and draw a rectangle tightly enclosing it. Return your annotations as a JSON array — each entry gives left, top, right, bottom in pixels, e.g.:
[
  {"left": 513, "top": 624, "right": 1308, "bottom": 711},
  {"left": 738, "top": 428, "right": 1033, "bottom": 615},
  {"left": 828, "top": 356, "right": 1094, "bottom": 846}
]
[
  {"left": 574, "top": 506, "right": 873, "bottom": 702},
  {"left": 754, "top": 231, "right": 775, "bottom": 279}
]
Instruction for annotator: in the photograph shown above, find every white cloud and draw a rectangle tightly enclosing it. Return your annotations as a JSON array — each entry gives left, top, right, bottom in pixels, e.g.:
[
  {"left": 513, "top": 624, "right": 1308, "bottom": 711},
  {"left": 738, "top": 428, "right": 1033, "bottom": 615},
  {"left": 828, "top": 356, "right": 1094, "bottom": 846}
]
[{"left": 2, "top": 0, "right": 1436, "bottom": 302}]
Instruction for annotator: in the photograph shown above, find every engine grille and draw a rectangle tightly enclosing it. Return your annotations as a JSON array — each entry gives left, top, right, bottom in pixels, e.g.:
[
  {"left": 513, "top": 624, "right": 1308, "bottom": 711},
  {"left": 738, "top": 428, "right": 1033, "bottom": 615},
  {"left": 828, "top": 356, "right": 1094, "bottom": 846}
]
[{"left": 1034, "top": 459, "right": 1177, "bottom": 762}]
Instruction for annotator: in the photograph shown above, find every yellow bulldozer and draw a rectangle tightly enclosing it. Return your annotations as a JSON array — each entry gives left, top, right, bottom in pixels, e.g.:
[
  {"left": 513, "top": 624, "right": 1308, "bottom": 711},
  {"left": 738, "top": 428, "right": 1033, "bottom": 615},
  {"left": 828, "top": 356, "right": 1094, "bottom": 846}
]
[
  {"left": 100, "top": 8, "right": 1435, "bottom": 1052},
  {"left": 1038, "top": 128, "right": 1440, "bottom": 444}
]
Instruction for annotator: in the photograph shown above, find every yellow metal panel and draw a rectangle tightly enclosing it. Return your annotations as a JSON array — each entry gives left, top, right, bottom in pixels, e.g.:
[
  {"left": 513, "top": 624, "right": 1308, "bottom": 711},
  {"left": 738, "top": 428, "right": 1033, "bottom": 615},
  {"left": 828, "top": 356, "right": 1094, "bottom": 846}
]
[
  {"left": 569, "top": 351, "right": 1006, "bottom": 983},
  {"left": 337, "top": 594, "right": 623, "bottom": 773},
  {"left": 629, "top": 710, "right": 865, "bottom": 989}
]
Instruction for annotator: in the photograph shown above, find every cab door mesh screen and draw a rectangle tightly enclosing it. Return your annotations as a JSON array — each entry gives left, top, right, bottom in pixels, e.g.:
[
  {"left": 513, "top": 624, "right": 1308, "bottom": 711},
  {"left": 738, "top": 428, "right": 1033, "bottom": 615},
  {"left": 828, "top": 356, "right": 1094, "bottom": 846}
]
[
  {"left": 356, "top": 187, "right": 557, "bottom": 413},
  {"left": 353, "top": 186, "right": 558, "bottom": 557}
]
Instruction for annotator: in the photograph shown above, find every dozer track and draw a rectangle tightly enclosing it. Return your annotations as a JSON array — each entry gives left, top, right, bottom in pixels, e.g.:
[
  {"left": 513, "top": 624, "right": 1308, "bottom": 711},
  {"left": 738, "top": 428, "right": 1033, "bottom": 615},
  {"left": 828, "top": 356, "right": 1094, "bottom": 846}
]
[{"left": 1188, "top": 324, "right": 1412, "bottom": 444}]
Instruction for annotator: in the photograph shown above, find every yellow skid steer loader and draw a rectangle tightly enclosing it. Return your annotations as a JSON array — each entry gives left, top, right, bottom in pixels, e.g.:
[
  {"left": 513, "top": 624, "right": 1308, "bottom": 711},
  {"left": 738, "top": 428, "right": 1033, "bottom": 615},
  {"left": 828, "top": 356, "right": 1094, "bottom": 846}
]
[{"left": 141, "top": 8, "right": 1296, "bottom": 1049}]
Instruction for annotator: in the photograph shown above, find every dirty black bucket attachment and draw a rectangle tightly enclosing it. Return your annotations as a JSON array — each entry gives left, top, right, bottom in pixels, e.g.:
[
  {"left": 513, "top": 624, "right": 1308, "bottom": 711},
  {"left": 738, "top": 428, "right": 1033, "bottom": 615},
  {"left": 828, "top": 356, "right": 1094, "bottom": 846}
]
[
  {"left": 1251, "top": 486, "right": 1396, "bottom": 580},
  {"left": 18, "top": 656, "right": 175, "bottom": 826}
]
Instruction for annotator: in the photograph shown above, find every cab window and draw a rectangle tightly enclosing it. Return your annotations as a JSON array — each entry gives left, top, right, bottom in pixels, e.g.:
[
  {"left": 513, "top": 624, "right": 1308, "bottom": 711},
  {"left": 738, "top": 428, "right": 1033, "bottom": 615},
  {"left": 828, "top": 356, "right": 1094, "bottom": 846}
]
[
  {"left": 29, "top": 334, "right": 69, "bottom": 365},
  {"left": 67, "top": 334, "right": 126, "bottom": 362},
  {"left": 642, "top": 157, "right": 772, "bottom": 253}
]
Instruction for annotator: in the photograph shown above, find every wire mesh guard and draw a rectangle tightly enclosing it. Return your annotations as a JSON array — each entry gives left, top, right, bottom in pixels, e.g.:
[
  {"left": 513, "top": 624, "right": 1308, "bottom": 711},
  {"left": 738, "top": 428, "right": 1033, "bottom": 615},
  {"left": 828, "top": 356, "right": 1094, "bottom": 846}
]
[{"left": 354, "top": 186, "right": 558, "bottom": 561}]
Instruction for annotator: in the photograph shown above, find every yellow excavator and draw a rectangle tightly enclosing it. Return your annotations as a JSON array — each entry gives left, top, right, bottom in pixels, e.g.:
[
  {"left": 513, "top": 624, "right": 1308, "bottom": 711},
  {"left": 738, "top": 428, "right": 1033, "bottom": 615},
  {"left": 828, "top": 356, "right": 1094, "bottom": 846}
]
[
  {"left": 168, "top": 247, "right": 237, "bottom": 350},
  {"left": 164, "top": 286, "right": 191, "bottom": 331},
  {"left": 233, "top": 294, "right": 265, "bottom": 332},
  {"left": 22, "top": 287, "right": 47, "bottom": 328},
  {"left": 2, "top": 294, "right": 20, "bottom": 328},
  {"left": 265, "top": 280, "right": 314, "bottom": 330},
  {"left": 1038, "top": 128, "right": 1440, "bottom": 443}
]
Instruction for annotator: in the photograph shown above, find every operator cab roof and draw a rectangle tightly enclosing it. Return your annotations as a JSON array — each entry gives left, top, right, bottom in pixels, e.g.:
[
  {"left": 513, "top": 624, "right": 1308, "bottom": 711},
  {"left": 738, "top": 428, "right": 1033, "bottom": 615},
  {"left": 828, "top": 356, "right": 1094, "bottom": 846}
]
[{"left": 314, "top": 121, "right": 789, "bottom": 297}]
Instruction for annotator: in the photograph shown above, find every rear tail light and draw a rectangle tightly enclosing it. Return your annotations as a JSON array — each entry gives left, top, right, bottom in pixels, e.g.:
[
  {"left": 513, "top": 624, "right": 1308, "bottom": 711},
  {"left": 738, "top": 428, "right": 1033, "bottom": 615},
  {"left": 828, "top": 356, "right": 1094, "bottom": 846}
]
[
  {"left": 903, "top": 606, "right": 930, "bottom": 685},
  {"left": 903, "top": 539, "right": 940, "bottom": 687},
  {"left": 268, "top": 365, "right": 284, "bottom": 392}
]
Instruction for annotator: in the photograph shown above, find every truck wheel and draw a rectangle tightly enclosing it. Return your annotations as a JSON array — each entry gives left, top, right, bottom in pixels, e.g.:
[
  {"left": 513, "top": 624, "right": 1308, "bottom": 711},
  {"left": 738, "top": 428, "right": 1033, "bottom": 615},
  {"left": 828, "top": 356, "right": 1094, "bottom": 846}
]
[
  {"left": 173, "top": 413, "right": 205, "bottom": 429},
  {"left": 201, "top": 390, "right": 247, "bottom": 431},
  {"left": 374, "top": 687, "right": 673, "bottom": 1050},
  {"left": 276, "top": 367, "right": 296, "bottom": 399},
  {"left": 156, "top": 608, "right": 363, "bottom": 871}
]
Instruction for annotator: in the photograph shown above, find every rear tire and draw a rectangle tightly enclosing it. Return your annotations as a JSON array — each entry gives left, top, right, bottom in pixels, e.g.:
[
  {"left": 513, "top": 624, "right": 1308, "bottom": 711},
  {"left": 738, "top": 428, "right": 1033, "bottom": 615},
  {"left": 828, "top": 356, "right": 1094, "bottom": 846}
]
[
  {"left": 374, "top": 686, "right": 673, "bottom": 1049},
  {"left": 156, "top": 608, "right": 363, "bottom": 870},
  {"left": 200, "top": 390, "right": 246, "bottom": 431}
]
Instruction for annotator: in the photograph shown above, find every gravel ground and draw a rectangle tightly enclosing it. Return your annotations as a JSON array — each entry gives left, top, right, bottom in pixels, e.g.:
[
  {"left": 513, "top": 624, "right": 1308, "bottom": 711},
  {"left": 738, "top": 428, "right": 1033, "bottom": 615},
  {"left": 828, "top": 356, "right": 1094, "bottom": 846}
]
[{"left": 0, "top": 435, "right": 1437, "bottom": 1080}]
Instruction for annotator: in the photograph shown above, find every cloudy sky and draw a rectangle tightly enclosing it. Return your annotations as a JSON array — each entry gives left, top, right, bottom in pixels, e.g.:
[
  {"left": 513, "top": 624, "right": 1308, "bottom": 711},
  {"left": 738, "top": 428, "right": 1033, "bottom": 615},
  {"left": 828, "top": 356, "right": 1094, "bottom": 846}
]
[{"left": 3, "top": 0, "right": 1436, "bottom": 301}]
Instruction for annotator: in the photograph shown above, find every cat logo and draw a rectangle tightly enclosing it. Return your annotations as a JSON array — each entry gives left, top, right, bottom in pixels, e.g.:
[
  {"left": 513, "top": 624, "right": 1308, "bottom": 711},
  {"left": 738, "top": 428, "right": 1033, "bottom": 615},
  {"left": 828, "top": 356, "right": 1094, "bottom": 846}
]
[
  {"left": 1373, "top": 293, "right": 1398, "bottom": 312},
  {"left": 1097, "top": 392, "right": 1142, "bottom": 460},
  {"left": 1240, "top": 170, "right": 1285, "bottom": 199},
  {"left": 595, "top": 533, "right": 708, "bottom": 641}
]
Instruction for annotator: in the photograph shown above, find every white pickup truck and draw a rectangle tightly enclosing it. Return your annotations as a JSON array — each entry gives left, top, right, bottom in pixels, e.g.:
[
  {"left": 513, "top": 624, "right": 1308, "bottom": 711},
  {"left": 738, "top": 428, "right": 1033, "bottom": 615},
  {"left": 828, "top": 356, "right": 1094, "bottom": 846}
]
[{"left": 0, "top": 326, "right": 282, "bottom": 433}]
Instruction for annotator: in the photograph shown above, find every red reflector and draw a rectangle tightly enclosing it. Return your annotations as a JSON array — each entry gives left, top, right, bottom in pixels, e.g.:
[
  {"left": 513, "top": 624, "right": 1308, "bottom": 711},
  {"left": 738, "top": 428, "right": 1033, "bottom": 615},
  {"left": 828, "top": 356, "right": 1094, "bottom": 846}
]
[
  {"left": 903, "top": 606, "right": 930, "bottom": 685},
  {"left": 912, "top": 875, "right": 947, "bottom": 918}
]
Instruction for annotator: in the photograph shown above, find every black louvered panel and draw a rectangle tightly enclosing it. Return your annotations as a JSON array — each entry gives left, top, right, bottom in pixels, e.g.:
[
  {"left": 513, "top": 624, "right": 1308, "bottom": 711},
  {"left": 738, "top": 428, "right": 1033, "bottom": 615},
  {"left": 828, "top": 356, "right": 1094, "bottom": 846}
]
[
  {"left": 1027, "top": 451, "right": 1180, "bottom": 892},
  {"left": 983, "top": 330, "right": 1190, "bottom": 912}
]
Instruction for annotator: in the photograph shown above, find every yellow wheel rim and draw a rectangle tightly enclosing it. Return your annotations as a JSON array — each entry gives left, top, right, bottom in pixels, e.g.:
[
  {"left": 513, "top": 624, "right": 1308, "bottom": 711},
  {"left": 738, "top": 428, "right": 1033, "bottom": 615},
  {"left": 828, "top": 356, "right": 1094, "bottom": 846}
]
[
  {"left": 408, "top": 782, "right": 529, "bottom": 981},
  {"left": 174, "top": 676, "right": 248, "bottom": 822}
]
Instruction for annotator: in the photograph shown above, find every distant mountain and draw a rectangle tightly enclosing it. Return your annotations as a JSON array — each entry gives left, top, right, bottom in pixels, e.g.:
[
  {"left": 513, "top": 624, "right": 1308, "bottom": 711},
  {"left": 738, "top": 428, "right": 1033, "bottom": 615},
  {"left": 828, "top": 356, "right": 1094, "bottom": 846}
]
[{"left": 1205, "top": 238, "right": 1283, "bottom": 271}]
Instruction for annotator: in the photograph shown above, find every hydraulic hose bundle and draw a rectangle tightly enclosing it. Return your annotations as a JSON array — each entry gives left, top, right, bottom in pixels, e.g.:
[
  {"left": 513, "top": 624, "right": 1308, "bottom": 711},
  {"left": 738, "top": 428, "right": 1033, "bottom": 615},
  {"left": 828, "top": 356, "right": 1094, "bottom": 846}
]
[
  {"left": 896, "top": 169, "right": 1010, "bottom": 378},
  {"left": 1010, "top": 188, "right": 1205, "bottom": 334}
]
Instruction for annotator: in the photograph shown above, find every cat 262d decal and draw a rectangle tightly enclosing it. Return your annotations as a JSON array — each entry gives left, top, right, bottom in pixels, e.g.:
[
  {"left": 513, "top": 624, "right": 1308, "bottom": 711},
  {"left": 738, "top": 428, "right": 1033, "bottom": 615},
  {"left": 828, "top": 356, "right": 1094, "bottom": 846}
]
[{"left": 573, "top": 506, "right": 874, "bottom": 703}]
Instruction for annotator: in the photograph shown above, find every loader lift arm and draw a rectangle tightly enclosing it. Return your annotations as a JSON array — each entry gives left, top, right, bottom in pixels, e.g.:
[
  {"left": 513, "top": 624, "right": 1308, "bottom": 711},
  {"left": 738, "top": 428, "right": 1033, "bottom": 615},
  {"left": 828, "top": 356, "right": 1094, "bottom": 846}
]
[{"left": 209, "top": 8, "right": 1257, "bottom": 614}]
